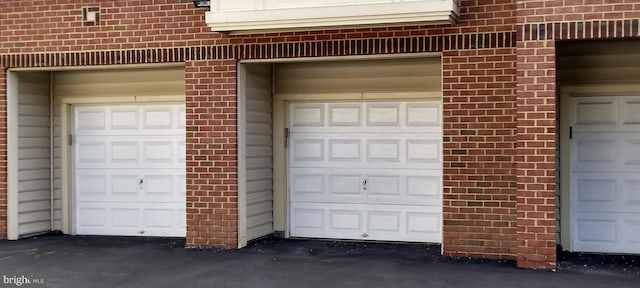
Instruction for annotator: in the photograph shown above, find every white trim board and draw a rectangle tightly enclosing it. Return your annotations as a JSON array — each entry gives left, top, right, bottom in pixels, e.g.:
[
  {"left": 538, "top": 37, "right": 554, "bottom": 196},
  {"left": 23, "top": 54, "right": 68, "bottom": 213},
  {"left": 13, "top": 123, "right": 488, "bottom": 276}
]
[{"left": 7, "top": 71, "right": 19, "bottom": 240}]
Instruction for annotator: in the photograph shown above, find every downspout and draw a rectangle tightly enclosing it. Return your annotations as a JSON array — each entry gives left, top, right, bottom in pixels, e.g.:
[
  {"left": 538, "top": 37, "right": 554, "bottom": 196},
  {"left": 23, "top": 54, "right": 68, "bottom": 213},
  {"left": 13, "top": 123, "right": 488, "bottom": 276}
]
[{"left": 49, "top": 72, "right": 55, "bottom": 231}]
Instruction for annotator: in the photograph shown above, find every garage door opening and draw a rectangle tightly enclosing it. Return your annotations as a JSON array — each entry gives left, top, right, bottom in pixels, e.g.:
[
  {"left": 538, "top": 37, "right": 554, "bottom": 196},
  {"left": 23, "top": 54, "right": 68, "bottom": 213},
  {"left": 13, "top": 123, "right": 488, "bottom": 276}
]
[
  {"left": 238, "top": 56, "right": 443, "bottom": 247},
  {"left": 7, "top": 66, "right": 186, "bottom": 239},
  {"left": 558, "top": 39, "right": 640, "bottom": 254}
]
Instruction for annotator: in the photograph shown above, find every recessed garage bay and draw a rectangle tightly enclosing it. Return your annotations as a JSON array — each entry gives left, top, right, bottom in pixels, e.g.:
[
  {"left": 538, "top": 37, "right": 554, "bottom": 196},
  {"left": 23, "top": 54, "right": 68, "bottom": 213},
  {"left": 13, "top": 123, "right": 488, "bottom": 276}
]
[{"left": 238, "top": 56, "right": 443, "bottom": 245}]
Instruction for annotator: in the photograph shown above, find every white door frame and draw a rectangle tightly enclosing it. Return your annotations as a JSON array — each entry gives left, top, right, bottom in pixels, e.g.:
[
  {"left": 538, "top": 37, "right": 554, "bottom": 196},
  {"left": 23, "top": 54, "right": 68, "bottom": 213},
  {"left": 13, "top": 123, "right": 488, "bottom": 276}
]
[
  {"left": 559, "top": 83, "right": 640, "bottom": 251},
  {"left": 6, "top": 71, "right": 19, "bottom": 240}
]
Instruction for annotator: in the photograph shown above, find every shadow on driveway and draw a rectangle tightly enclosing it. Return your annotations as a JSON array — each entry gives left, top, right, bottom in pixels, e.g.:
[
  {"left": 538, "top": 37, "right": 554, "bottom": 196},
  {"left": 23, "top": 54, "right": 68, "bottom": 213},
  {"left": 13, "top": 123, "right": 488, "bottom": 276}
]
[{"left": 0, "top": 235, "right": 637, "bottom": 288}]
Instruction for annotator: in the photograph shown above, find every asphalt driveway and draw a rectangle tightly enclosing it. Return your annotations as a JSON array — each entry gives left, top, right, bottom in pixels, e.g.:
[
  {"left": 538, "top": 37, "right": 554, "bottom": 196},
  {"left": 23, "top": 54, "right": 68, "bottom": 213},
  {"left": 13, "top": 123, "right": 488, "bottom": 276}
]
[{"left": 0, "top": 235, "right": 638, "bottom": 288}]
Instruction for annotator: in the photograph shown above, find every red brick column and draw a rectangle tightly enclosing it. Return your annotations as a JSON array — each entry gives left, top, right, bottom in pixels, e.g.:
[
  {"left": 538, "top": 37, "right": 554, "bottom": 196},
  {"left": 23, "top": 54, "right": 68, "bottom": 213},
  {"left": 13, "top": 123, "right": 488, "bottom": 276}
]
[
  {"left": 185, "top": 59, "right": 238, "bottom": 248},
  {"left": 442, "top": 48, "right": 518, "bottom": 260},
  {"left": 0, "top": 67, "right": 6, "bottom": 239},
  {"left": 515, "top": 39, "right": 556, "bottom": 270}
]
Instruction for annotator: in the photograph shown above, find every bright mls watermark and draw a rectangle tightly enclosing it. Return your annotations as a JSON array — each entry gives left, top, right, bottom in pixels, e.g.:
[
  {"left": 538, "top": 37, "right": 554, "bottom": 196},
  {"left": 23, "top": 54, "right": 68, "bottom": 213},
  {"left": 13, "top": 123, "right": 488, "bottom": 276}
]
[{"left": 2, "top": 275, "right": 45, "bottom": 287}]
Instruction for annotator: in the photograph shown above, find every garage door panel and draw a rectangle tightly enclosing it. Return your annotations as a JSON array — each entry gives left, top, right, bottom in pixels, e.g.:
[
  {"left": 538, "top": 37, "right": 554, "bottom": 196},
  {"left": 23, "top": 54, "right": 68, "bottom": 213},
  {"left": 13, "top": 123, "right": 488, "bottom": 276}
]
[
  {"left": 408, "top": 176, "right": 441, "bottom": 197},
  {"left": 624, "top": 218, "right": 640, "bottom": 244},
  {"left": 111, "top": 142, "right": 139, "bottom": 163},
  {"left": 329, "top": 175, "right": 362, "bottom": 195},
  {"left": 622, "top": 139, "right": 640, "bottom": 166},
  {"left": 110, "top": 108, "right": 139, "bottom": 129},
  {"left": 177, "top": 109, "right": 186, "bottom": 129},
  {"left": 76, "top": 170, "right": 185, "bottom": 202},
  {"left": 329, "top": 104, "right": 361, "bottom": 126},
  {"left": 76, "top": 174, "right": 107, "bottom": 197},
  {"left": 329, "top": 140, "right": 361, "bottom": 161},
  {"left": 290, "top": 134, "right": 441, "bottom": 170},
  {"left": 406, "top": 103, "right": 441, "bottom": 127},
  {"left": 571, "top": 133, "right": 640, "bottom": 172},
  {"left": 572, "top": 97, "right": 616, "bottom": 128},
  {"left": 367, "top": 176, "right": 400, "bottom": 196},
  {"left": 111, "top": 208, "right": 139, "bottom": 228},
  {"left": 291, "top": 173, "right": 325, "bottom": 195},
  {"left": 75, "top": 105, "right": 184, "bottom": 136},
  {"left": 290, "top": 103, "right": 325, "bottom": 127},
  {"left": 292, "top": 127, "right": 441, "bottom": 134},
  {"left": 142, "top": 107, "right": 174, "bottom": 129},
  {"left": 621, "top": 97, "right": 640, "bottom": 125},
  {"left": 77, "top": 207, "right": 107, "bottom": 228},
  {"left": 292, "top": 208, "right": 325, "bottom": 231},
  {"left": 144, "top": 175, "right": 174, "bottom": 196},
  {"left": 112, "top": 175, "right": 139, "bottom": 195},
  {"left": 289, "top": 100, "right": 441, "bottom": 243},
  {"left": 368, "top": 211, "right": 400, "bottom": 233},
  {"left": 573, "top": 173, "right": 640, "bottom": 214},
  {"left": 143, "top": 141, "right": 176, "bottom": 163},
  {"left": 75, "top": 108, "right": 107, "bottom": 131},
  {"left": 367, "top": 103, "right": 401, "bottom": 126},
  {"left": 74, "top": 103, "right": 185, "bottom": 237},
  {"left": 289, "top": 101, "right": 442, "bottom": 134},
  {"left": 406, "top": 140, "right": 440, "bottom": 163},
  {"left": 76, "top": 202, "right": 185, "bottom": 237},
  {"left": 76, "top": 142, "right": 107, "bottom": 164},
  {"left": 291, "top": 139, "right": 325, "bottom": 161},
  {"left": 571, "top": 95, "right": 640, "bottom": 253},
  {"left": 75, "top": 136, "right": 184, "bottom": 169},
  {"left": 572, "top": 212, "right": 640, "bottom": 253},
  {"left": 576, "top": 216, "right": 618, "bottom": 244},
  {"left": 291, "top": 168, "right": 441, "bottom": 205},
  {"left": 573, "top": 96, "right": 640, "bottom": 133},
  {"left": 367, "top": 140, "right": 400, "bottom": 162},
  {"left": 572, "top": 174, "right": 618, "bottom": 212},
  {"left": 329, "top": 210, "right": 363, "bottom": 232},
  {"left": 291, "top": 203, "right": 441, "bottom": 242}
]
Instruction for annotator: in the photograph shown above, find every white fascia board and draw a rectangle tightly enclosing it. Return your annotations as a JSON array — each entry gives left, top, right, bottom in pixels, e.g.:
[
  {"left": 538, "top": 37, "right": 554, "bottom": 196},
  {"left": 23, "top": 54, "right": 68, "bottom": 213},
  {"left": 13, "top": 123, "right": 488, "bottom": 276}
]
[{"left": 206, "top": 1, "right": 460, "bottom": 34}]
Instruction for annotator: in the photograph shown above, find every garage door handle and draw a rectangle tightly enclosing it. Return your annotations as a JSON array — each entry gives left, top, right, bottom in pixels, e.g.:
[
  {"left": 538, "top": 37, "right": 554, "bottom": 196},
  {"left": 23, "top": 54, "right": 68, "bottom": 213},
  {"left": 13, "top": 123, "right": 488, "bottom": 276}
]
[{"left": 363, "top": 179, "right": 368, "bottom": 191}]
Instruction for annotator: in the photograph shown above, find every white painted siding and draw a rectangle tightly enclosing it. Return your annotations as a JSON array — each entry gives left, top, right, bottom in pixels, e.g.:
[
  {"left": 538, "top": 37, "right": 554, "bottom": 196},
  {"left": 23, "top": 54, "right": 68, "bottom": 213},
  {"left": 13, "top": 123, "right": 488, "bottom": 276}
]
[
  {"left": 51, "top": 67, "right": 185, "bottom": 230},
  {"left": 244, "top": 64, "right": 274, "bottom": 240},
  {"left": 53, "top": 68, "right": 185, "bottom": 98},
  {"left": 553, "top": 40, "right": 640, "bottom": 85},
  {"left": 17, "top": 72, "right": 52, "bottom": 236},
  {"left": 275, "top": 57, "right": 441, "bottom": 95}
]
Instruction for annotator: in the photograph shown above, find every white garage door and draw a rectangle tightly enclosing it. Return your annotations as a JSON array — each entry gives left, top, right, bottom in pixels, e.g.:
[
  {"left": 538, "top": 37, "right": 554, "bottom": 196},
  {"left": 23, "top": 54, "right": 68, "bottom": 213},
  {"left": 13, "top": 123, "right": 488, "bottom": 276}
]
[
  {"left": 289, "top": 100, "right": 442, "bottom": 243},
  {"left": 571, "top": 95, "right": 640, "bottom": 253},
  {"left": 74, "top": 103, "right": 186, "bottom": 237}
]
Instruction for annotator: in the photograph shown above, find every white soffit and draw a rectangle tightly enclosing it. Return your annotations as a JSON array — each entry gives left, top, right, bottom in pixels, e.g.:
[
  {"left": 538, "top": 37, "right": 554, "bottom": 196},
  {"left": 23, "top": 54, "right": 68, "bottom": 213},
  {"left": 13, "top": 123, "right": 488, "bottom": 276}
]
[{"left": 205, "top": 0, "right": 461, "bottom": 34}]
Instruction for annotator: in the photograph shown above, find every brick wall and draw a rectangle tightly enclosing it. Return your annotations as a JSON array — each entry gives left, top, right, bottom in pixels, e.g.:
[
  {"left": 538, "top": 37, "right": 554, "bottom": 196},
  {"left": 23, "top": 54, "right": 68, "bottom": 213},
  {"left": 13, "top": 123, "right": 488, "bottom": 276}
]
[
  {"left": 515, "top": 39, "right": 556, "bottom": 270},
  {"left": 519, "top": 0, "right": 640, "bottom": 23},
  {"left": 442, "top": 48, "right": 518, "bottom": 260},
  {"left": 1, "top": 0, "right": 637, "bottom": 270},
  {"left": 515, "top": 0, "right": 640, "bottom": 270},
  {"left": 0, "top": 0, "right": 537, "bottom": 263},
  {"left": 0, "top": 0, "right": 520, "bottom": 254},
  {"left": 0, "top": 0, "right": 221, "bottom": 54},
  {"left": 185, "top": 59, "right": 238, "bottom": 248},
  {"left": 0, "top": 0, "right": 517, "bottom": 54}
]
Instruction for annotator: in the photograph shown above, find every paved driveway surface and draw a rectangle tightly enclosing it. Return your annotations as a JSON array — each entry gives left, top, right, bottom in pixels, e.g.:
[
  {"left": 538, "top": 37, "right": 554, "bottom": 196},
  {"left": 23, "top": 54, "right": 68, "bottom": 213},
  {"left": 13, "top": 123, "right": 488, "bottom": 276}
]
[{"left": 0, "top": 235, "right": 637, "bottom": 288}]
